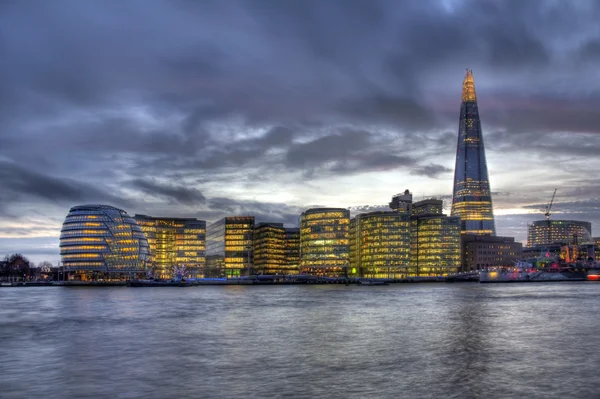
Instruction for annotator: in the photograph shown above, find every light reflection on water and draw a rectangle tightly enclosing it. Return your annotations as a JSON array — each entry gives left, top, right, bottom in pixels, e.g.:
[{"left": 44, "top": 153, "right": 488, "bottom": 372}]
[{"left": 1, "top": 283, "right": 600, "bottom": 398}]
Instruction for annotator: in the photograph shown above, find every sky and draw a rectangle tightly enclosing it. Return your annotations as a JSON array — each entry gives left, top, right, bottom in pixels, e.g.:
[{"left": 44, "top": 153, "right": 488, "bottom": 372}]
[{"left": 2, "top": 0, "right": 600, "bottom": 264}]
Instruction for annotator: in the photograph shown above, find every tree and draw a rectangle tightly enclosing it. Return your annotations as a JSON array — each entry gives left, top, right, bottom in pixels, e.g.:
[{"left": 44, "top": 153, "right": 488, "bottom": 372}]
[
  {"left": 38, "top": 261, "right": 54, "bottom": 272},
  {"left": 32, "top": 261, "right": 53, "bottom": 280},
  {"left": 4, "top": 253, "right": 32, "bottom": 281}
]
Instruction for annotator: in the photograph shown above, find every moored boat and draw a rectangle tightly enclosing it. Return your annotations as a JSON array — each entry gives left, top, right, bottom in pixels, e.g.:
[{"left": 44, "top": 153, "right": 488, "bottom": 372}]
[
  {"left": 480, "top": 251, "right": 598, "bottom": 283},
  {"left": 588, "top": 270, "right": 600, "bottom": 281}
]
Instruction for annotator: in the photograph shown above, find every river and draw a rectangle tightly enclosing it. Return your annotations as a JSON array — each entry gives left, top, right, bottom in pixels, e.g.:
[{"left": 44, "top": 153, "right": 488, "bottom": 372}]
[{"left": 1, "top": 283, "right": 599, "bottom": 398}]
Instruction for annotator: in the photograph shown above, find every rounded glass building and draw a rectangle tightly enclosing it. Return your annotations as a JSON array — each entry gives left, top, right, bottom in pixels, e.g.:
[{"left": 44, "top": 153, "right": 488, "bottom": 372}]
[
  {"left": 300, "top": 208, "right": 350, "bottom": 277},
  {"left": 60, "top": 205, "right": 149, "bottom": 280}
]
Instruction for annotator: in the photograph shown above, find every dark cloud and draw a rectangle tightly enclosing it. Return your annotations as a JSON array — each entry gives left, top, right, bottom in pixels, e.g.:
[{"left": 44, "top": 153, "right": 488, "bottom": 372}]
[
  {"left": 131, "top": 179, "right": 206, "bottom": 206},
  {"left": 0, "top": 160, "right": 129, "bottom": 212},
  {"left": 577, "top": 39, "right": 600, "bottom": 61},
  {"left": 285, "top": 129, "right": 417, "bottom": 176},
  {"left": 286, "top": 130, "right": 369, "bottom": 168},
  {"left": 205, "top": 198, "right": 304, "bottom": 227},
  {"left": 2, "top": 0, "right": 600, "bottom": 261},
  {"left": 337, "top": 95, "right": 435, "bottom": 131},
  {"left": 411, "top": 164, "right": 453, "bottom": 179}
]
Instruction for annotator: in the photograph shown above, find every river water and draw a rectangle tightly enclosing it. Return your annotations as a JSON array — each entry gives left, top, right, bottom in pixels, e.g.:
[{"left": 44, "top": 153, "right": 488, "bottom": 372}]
[{"left": 1, "top": 283, "right": 599, "bottom": 399}]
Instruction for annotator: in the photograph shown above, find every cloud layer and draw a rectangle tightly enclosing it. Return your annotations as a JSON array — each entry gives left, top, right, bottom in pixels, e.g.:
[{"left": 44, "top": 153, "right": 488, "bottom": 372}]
[{"left": 2, "top": 0, "right": 600, "bottom": 262}]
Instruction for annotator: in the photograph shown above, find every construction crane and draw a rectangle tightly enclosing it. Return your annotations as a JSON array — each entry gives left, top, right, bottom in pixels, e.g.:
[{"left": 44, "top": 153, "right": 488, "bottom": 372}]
[{"left": 545, "top": 188, "right": 557, "bottom": 221}]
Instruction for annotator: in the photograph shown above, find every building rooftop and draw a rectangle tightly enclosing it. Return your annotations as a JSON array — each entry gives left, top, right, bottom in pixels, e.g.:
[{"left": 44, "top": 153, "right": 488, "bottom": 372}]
[{"left": 462, "top": 69, "right": 477, "bottom": 102}]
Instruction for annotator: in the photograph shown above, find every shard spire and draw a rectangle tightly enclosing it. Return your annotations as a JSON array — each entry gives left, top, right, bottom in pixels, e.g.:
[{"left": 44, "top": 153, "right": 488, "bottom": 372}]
[
  {"left": 451, "top": 69, "right": 496, "bottom": 236},
  {"left": 462, "top": 69, "right": 477, "bottom": 102}
]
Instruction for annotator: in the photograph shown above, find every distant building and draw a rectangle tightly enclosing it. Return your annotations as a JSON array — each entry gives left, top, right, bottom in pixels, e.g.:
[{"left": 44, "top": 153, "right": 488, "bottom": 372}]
[
  {"left": 527, "top": 220, "right": 592, "bottom": 247},
  {"left": 253, "top": 223, "right": 300, "bottom": 275},
  {"left": 451, "top": 69, "right": 496, "bottom": 236},
  {"left": 253, "top": 223, "right": 286, "bottom": 275},
  {"left": 60, "top": 205, "right": 149, "bottom": 280},
  {"left": 412, "top": 199, "right": 443, "bottom": 217},
  {"left": 350, "top": 211, "right": 410, "bottom": 278},
  {"left": 410, "top": 200, "right": 461, "bottom": 276},
  {"left": 206, "top": 216, "right": 255, "bottom": 277},
  {"left": 300, "top": 208, "right": 350, "bottom": 277},
  {"left": 594, "top": 237, "right": 600, "bottom": 261},
  {"left": 389, "top": 189, "right": 413, "bottom": 214},
  {"left": 134, "top": 215, "right": 206, "bottom": 278},
  {"left": 461, "top": 234, "right": 522, "bottom": 272},
  {"left": 284, "top": 228, "right": 300, "bottom": 275}
]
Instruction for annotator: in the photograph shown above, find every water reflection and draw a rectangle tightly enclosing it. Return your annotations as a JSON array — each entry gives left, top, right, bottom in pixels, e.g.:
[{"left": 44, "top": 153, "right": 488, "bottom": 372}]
[{"left": 1, "top": 284, "right": 600, "bottom": 398}]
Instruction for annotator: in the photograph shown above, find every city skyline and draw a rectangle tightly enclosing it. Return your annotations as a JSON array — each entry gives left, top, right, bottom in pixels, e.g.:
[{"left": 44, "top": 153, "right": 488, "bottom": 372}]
[{"left": 2, "top": 1, "right": 600, "bottom": 263}]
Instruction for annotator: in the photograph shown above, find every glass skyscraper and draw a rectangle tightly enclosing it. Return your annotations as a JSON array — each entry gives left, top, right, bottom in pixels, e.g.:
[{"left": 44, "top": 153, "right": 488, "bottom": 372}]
[{"left": 451, "top": 69, "right": 496, "bottom": 236}]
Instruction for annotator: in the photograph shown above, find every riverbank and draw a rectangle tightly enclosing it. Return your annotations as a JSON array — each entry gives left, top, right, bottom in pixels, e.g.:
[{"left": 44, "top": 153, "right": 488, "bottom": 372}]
[{"left": 1, "top": 276, "right": 455, "bottom": 287}]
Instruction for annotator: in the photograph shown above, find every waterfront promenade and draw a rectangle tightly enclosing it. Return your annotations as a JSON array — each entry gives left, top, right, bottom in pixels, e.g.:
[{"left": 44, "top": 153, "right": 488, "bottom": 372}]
[{"left": 0, "top": 271, "right": 485, "bottom": 287}]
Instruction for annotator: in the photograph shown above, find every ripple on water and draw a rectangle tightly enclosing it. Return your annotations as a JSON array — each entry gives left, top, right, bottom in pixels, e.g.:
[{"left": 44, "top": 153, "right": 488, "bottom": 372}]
[{"left": 1, "top": 284, "right": 600, "bottom": 398}]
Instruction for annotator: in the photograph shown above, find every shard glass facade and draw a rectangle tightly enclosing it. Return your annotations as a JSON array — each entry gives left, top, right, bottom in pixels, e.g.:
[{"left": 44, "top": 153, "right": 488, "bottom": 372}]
[{"left": 451, "top": 70, "right": 496, "bottom": 236}]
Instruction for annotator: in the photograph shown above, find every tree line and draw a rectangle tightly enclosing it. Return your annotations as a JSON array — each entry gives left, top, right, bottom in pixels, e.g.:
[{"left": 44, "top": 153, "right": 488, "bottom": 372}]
[{"left": 1, "top": 254, "right": 54, "bottom": 281}]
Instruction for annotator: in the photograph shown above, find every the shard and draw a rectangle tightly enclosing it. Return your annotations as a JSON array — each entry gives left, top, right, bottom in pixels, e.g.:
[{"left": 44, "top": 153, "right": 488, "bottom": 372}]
[{"left": 451, "top": 70, "right": 496, "bottom": 235}]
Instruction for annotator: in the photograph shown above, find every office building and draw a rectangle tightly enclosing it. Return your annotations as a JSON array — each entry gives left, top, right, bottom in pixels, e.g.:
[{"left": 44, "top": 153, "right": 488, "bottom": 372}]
[
  {"left": 60, "top": 205, "right": 149, "bottom": 280},
  {"left": 134, "top": 215, "right": 206, "bottom": 278},
  {"left": 284, "top": 228, "right": 300, "bottom": 275},
  {"left": 527, "top": 220, "right": 592, "bottom": 247},
  {"left": 253, "top": 223, "right": 301, "bottom": 275},
  {"left": 410, "top": 200, "right": 461, "bottom": 276},
  {"left": 451, "top": 69, "right": 496, "bottom": 235},
  {"left": 412, "top": 199, "right": 443, "bottom": 216},
  {"left": 350, "top": 211, "right": 410, "bottom": 278},
  {"left": 206, "top": 216, "right": 254, "bottom": 277},
  {"left": 253, "top": 223, "right": 286, "bottom": 275},
  {"left": 389, "top": 190, "right": 413, "bottom": 214},
  {"left": 461, "top": 234, "right": 522, "bottom": 271},
  {"left": 300, "top": 208, "right": 350, "bottom": 277}
]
